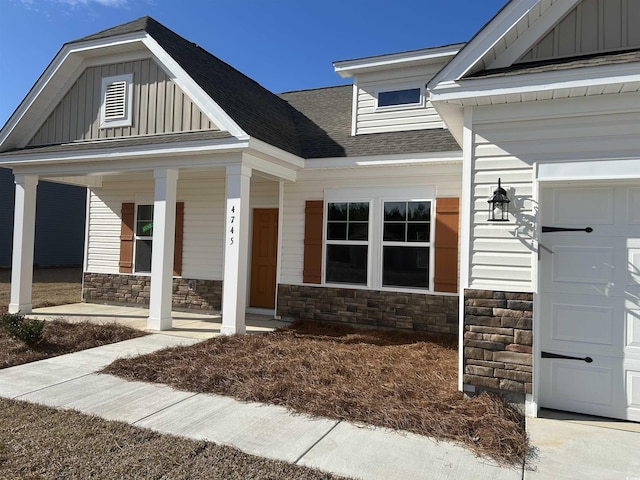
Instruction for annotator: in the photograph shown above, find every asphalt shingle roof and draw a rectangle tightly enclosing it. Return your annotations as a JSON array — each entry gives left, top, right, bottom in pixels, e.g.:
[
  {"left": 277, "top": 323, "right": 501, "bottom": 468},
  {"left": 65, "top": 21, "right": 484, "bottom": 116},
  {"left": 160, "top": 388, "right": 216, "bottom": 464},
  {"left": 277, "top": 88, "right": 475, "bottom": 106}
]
[
  {"left": 471, "top": 48, "right": 640, "bottom": 79},
  {"left": 12, "top": 17, "right": 459, "bottom": 160}
]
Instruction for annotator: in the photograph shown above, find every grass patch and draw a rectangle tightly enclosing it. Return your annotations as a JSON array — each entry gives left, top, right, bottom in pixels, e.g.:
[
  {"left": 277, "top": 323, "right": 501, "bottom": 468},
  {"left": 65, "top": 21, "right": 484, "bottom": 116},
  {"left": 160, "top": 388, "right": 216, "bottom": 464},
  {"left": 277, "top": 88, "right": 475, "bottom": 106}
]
[
  {"left": 104, "top": 321, "right": 528, "bottom": 465},
  {"left": 0, "top": 319, "right": 147, "bottom": 369},
  {"left": 0, "top": 397, "right": 348, "bottom": 480}
]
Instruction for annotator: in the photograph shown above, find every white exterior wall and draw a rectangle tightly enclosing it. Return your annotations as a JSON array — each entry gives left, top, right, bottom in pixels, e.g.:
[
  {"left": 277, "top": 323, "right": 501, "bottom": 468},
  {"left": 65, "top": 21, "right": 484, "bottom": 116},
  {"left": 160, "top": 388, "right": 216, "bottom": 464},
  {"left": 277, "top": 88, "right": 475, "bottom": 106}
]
[
  {"left": 467, "top": 92, "right": 640, "bottom": 292},
  {"left": 86, "top": 175, "right": 278, "bottom": 280},
  {"left": 279, "top": 163, "right": 462, "bottom": 285},
  {"left": 354, "top": 64, "right": 446, "bottom": 135}
]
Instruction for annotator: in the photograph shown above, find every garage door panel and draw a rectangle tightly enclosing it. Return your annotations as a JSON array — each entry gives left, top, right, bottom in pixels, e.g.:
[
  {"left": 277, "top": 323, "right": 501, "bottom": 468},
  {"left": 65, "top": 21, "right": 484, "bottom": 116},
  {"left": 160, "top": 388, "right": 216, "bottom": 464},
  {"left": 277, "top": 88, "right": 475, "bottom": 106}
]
[
  {"left": 628, "top": 369, "right": 640, "bottom": 408},
  {"left": 627, "top": 188, "right": 640, "bottom": 224},
  {"left": 551, "top": 303, "right": 614, "bottom": 346},
  {"left": 544, "top": 361, "right": 615, "bottom": 408},
  {"left": 627, "top": 310, "right": 640, "bottom": 349},
  {"left": 551, "top": 246, "right": 613, "bottom": 285},
  {"left": 552, "top": 188, "right": 614, "bottom": 225}
]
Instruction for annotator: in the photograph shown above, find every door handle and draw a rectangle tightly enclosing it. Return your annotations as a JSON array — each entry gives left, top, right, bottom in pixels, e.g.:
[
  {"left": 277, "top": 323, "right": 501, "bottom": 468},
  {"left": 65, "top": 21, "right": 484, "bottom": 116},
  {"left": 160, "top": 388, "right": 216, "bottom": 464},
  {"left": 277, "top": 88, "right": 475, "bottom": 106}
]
[
  {"left": 541, "top": 351, "right": 593, "bottom": 363},
  {"left": 542, "top": 226, "right": 593, "bottom": 233}
]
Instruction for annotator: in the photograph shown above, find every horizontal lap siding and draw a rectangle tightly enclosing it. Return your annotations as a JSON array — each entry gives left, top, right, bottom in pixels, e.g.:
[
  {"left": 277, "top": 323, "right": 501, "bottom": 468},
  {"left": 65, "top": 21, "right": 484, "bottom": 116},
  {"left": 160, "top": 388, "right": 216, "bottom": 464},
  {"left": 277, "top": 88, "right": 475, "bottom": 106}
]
[
  {"left": 87, "top": 177, "right": 279, "bottom": 280},
  {"left": 280, "top": 164, "right": 462, "bottom": 285},
  {"left": 470, "top": 94, "right": 640, "bottom": 291},
  {"left": 355, "top": 64, "right": 446, "bottom": 135}
]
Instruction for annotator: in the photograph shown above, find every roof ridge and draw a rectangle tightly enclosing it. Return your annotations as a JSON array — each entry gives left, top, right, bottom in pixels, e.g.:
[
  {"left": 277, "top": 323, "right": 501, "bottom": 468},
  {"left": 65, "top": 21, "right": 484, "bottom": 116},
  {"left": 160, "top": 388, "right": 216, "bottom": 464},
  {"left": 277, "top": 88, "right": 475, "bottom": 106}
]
[{"left": 279, "top": 84, "right": 351, "bottom": 95}]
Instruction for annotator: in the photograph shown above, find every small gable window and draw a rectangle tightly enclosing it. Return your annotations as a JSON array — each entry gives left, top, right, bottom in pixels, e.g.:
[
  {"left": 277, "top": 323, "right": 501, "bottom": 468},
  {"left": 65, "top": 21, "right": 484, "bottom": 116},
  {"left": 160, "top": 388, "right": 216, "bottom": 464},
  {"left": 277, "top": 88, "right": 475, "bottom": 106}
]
[
  {"left": 100, "top": 73, "right": 133, "bottom": 128},
  {"left": 377, "top": 88, "right": 422, "bottom": 108}
]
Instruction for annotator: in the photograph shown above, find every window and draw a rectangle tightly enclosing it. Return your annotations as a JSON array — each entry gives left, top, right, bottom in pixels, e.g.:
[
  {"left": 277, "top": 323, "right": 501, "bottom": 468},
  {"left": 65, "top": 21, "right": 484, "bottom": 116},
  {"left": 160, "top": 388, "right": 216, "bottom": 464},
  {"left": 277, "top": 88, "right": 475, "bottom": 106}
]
[
  {"left": 377, "top": 88, "right": 421, "bottom": 108},
  {"left": 325, "top": 202, "right": 369, "bottom": 285},
  {"left": 134, "top": 205, "right": 154, "bottom": 273},
  {"left": 100, "top": 73, "right": 133, "bottom": 128},
  {"left": 382, "top": 201, "right": 431, "bottom": 289}
]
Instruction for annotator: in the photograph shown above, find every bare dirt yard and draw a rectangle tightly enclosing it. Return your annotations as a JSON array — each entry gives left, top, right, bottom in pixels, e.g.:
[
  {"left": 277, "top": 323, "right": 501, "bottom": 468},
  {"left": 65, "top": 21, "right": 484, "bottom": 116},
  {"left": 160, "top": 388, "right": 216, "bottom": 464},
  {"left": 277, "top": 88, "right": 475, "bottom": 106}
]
[{"left": 0, "top": 267, "right": 83, "bottom": 315}]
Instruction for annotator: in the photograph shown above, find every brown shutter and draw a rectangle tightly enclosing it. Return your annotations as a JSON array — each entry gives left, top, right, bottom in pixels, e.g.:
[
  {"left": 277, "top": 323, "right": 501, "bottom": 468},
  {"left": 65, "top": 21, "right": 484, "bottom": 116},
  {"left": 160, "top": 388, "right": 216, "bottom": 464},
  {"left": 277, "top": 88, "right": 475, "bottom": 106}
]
[
  {"left": 303, "top": 200, "right": 323, "bottom": 284},
  {"left": 173, "top": 202, "right": 184, "bottom": 276},
  {"left": 434, "top": 197, "right": 460, "bottom": 293},
  {"left": 119, "top": 203, "right": 135, "bottom": 273}
]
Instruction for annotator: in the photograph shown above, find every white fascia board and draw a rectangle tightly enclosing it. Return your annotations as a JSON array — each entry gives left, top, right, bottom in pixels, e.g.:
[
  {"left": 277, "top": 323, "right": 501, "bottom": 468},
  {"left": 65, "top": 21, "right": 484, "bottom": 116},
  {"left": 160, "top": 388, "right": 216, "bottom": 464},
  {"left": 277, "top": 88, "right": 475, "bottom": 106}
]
[
  {"left": 430, "top": 0, "right": 542, "bottom": 86},
  {"left": 242, "top": 152, "right": 297, "bottom": 182},
  {"left": 247, "top": 137, "right": 305, "bottom": 169},
  {"left": 488, "top": 0, "right": 581, "bottom": 70},
  {"left": 0, "top": 33, "right": 149, "bottom": 150},
  {"left": 334, "top": 44, "right": 464, "bottom": 78},
  {"left": 142, "top": 35, "right": 247, "bottom": 139},
  {"left": 303, "top": 151, "right": 463, "bottom": 170},
  {"left": 0, "top": 137, "right": 249, "bottom": 169},
  {"left": 42, "top": 176, "right": 103, "bottom": 188},
  {"left": 430, "top": 62, "right": 640, "bottom": 104}
]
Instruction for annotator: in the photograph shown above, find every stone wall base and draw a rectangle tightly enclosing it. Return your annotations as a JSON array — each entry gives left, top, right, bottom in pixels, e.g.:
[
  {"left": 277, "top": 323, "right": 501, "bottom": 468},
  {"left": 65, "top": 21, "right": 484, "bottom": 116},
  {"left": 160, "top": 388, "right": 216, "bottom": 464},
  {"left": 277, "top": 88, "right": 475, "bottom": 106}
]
[
  {"left": 83, "top": 273, "right": 222, "bottom": 311},
  {"left": 277, "top": 284, "right": 459, "bottom": 335},
  {"left": 463, "top": 289, "right": 533, "bottom": 402}
]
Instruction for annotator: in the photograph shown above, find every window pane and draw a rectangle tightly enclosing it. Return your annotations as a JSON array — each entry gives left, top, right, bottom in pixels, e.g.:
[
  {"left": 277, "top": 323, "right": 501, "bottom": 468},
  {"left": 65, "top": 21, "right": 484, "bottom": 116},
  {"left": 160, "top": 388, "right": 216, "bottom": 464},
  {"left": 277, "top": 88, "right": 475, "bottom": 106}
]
[
  {"left": 349, "top": 203, "right": 369, "bottom": 222},
  {"left": 384, "top": 202, "right": 406, "bottom": 221},
  {"left": 408, "top": 201, "right": 430, "bottom": 221},
  {"left": 136, "top": 205, "right": 154, "bottom": 236},
  {"left": 348, "top": 222, "right": 368, "bottom": 241},
  {"left": 135, "top": 239, "right": 153, "bottom": 273},
  {"left": 328, "top": 203, "right": 347, "bottom": 221},
  {"left": 407, "top": 224, "right": 430, "bottom": 242},
  {"left": 378, "top": 88, "right": 421, "bottom": 107},
  {"left": 383, "top": 246, "right": 429, "bottom": 289},
  {"left": 326, "top": 245, "right": 367, "bottom": 285},
  {"left": 327, "top": 222, "right": 347, "bottom": 240},
  {"left": 383, "top": 223, "right": 405, "bottom": 241}
]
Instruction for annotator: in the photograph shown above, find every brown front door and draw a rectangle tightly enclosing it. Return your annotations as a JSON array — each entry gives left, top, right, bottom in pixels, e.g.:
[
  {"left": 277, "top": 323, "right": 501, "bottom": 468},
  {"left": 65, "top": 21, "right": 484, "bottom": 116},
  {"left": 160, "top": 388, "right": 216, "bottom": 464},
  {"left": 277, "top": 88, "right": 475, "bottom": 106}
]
[{"left": 250, "top": 208, "right": 278, "bottom": 308}]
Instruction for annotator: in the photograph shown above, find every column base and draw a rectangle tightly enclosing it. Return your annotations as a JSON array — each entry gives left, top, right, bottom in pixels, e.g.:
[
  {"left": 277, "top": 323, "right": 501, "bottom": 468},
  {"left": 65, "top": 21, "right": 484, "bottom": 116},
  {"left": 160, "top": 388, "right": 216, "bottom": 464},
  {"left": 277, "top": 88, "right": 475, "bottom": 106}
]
[
  {"left": 147, "top": 315, "right": 173, "bottom": 331},
  {"left": 8, "top": 303, "right": 32, "bottom": 314},
  {"left": 220, "top": 323, "right": 246, "bottom": 336}
]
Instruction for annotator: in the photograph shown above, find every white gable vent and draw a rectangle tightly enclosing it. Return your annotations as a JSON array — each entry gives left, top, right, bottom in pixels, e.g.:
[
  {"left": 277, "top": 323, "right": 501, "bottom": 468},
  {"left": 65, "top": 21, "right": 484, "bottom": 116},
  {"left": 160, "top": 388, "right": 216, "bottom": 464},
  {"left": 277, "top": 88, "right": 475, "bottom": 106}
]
[{"left": 100, "top": 73, "right": 133, "bottom": 128}]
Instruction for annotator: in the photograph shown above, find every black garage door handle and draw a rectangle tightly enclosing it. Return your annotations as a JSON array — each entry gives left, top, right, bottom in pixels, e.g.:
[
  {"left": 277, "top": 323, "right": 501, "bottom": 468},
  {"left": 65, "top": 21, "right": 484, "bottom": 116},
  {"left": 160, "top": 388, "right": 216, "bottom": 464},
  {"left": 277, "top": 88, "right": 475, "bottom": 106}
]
[
  {"left": 542, "top": 226, "right": 593, "bottom": 233},
  {"left": 542, "top": 351, "right": 593, "bottom": 363}
]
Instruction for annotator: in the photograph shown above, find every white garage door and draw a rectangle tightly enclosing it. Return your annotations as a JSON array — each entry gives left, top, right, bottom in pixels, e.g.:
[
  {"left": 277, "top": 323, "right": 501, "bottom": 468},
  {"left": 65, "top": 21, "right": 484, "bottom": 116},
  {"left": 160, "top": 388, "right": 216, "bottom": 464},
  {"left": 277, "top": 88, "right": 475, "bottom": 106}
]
[{"left": 539, "top": 185, "right": 640, "bottom": 422}]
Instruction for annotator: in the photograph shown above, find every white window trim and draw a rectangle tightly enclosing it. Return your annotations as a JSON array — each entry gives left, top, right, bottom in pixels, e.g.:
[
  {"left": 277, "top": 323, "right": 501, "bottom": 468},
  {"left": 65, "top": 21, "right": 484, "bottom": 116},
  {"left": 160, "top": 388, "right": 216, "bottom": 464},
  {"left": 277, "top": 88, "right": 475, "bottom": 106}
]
[
  {"left": 100, "top": 73, "right": 134, "bottom": 128},
  {"left": 133, "top": 203, "right": 153, "bottom": 275},
  {"left": 374, "top": 84, "right": 425, "bottom": 112},
  {"left": 322, "top": 187, "right": 436, "bottom": 292},
  {"left": 379, "top": 198, "right": 434, "bottom": 292}
]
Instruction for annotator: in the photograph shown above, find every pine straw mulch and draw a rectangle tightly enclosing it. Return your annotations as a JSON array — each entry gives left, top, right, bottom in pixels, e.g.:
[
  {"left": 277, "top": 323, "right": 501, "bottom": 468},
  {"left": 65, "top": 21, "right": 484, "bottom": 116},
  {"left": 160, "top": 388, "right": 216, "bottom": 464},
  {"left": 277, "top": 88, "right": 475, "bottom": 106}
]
[
  {"left": 104, "top": 321, "right": 528, "bottom": 466},
  {"left": 0, "top": 319, "right": 148, "bottom": 369},
  {"left": 0, "top": 397, "right": 347, "bottom": 480}
]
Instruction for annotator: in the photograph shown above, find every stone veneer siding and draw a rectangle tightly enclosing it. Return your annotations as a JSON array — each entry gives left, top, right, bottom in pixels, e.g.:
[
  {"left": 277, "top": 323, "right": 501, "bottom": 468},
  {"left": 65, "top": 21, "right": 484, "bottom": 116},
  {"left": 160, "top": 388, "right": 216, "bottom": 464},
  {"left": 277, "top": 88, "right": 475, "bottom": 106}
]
[
  {"left": 83, "top": 273, "right": 222, "bottom": 310},
  {"left": 277, "top": 284, "right": 459, "bottom": 335},
  {"left": 463, "top": 289, "right": 533, "bottom": 399}
]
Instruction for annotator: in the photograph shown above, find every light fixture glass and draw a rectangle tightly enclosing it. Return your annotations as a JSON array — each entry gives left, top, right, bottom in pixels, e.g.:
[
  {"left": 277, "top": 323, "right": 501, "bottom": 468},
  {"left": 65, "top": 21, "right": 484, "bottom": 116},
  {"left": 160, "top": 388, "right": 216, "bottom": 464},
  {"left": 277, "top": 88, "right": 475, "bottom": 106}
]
[{"left": 488, "top": 178, "right": 510, "bottom": 222}]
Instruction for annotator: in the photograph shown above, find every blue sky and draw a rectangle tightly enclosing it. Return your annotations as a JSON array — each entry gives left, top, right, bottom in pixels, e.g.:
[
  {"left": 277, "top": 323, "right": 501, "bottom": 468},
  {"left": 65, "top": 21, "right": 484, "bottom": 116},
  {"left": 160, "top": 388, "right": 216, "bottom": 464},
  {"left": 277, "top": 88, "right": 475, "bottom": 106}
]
[{"left": 0, "top": 0, "right": 507, "bottom": 125}]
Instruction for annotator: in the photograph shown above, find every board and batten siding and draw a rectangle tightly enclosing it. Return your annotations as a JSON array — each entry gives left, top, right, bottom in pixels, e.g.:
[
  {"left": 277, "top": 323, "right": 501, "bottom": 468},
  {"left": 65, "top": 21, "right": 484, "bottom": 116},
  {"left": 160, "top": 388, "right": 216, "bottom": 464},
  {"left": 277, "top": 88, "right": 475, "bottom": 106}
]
[
  {"left": 354, "top": 64, "right": 446, "bottom": 135},
  {"left": 520, "top": 0, "right": 640, "bottom": 62},
  {"left": 468, "top": 92, "right": 640, "bottom": 292},
  {"left": 28, "top": 59, "right": 217, "bottom": 146},
  {"left": 279, "top": 163, "right": 462, "bottom": 285}
]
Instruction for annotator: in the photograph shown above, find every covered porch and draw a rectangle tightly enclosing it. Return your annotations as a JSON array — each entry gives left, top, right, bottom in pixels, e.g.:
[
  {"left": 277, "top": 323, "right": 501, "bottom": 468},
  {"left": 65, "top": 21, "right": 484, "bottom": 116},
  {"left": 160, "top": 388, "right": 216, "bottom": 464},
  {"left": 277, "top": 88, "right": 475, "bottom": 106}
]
[
  {"left": 28, "top": 303, "right": 289, "bottom": 340},
  {"left": 4, "top": 136, "right": 302, "bottom": 335}
]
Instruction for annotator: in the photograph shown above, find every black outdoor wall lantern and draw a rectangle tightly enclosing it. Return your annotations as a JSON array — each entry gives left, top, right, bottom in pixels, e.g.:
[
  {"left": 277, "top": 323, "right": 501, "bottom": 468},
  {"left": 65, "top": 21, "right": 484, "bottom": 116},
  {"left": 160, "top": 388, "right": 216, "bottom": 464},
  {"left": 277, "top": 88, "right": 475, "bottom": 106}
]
[{"left": 488, "top": 178, "right": 511, "bottom": 222}]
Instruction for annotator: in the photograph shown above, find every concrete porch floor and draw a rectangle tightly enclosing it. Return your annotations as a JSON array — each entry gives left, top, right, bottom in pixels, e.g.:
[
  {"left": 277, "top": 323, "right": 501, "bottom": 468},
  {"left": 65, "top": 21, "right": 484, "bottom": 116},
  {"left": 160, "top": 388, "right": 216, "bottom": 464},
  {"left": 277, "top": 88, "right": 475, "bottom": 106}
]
[{"left": 28, "top": 303, "right": 289, "bottom": 339}]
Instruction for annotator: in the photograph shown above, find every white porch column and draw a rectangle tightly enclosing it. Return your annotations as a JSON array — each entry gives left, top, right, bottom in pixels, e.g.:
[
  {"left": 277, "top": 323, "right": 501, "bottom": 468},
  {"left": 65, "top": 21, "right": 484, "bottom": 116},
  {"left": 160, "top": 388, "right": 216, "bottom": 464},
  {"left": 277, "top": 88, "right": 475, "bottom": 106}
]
[
  {"left": 221, "top": 164, "right": 252, "bottom": 335},
  {"left": 9, "top": 175, "right": 38, "bottom": 314},
  {"left": 147, "top": 168, "right": 178, "bottom": 331}
]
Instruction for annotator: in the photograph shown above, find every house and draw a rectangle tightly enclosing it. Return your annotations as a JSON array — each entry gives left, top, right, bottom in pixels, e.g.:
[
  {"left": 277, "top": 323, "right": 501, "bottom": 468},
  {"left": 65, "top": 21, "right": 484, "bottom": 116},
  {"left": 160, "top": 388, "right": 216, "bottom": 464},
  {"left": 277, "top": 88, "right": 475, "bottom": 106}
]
[
  {"left": 0, "top": 0, "right": 638, "bottom": 423},
  {"left": 0, "top": 168, "right": 86, "bottom": 268}
]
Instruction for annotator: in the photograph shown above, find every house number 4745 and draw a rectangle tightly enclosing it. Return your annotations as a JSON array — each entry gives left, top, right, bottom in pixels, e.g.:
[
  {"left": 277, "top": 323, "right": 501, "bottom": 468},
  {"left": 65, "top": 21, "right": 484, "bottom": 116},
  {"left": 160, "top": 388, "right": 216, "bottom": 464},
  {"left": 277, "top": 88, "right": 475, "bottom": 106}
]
[{"left": 229, "top": 205, "right": 236, "bottom": 245}]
